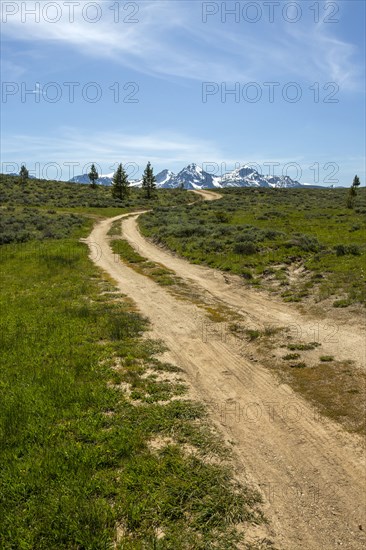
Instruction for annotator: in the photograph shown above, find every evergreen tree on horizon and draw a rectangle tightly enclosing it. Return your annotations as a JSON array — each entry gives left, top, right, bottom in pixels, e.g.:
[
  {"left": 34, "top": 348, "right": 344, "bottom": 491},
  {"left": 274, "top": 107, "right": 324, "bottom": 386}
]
[
  {"left": 352, "top": 175, "right": 361, "bottom": 188},
  {"left": 347, "top": 174, "right": 362, "bottom": 208},
  {"left": 142, "top": 161, "right": 156, "bottom": 199},
  {"left": 19, "top": 165, "right": 29, "bottom": 184},
  {"left": 112, "top": 163, "right": 129, "bottom": 200},
  {"left": 88, "top": 164, "right": 99, "bottom": 188}
]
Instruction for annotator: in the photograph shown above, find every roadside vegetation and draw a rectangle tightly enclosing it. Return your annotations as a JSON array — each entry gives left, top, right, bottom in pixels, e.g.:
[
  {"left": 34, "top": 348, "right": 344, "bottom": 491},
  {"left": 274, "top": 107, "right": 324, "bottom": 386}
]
[
  {"left": 0, "top": 174, "right": 194, "bottom": 244},
  {"left": 139, "top": 187, "right": 366, "bottom": 308},
  {"left": 0, "top": 176, "right": 269, "bottom": 549},
  {"left": 110, "top": 226, "right": 238, "bottom": 323},
  {"left": 110, "top": 220, "right": 366, "bottom": 438}
]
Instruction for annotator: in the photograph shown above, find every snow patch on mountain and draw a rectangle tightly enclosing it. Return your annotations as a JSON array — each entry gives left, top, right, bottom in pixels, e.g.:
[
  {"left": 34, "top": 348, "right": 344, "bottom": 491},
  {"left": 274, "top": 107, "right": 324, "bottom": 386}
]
[
  {"left": 155, "top": 169, "right": 176, "bottom": 188},
  {"left": 67, "top": 163, "right": 307, "bottom": 189}
]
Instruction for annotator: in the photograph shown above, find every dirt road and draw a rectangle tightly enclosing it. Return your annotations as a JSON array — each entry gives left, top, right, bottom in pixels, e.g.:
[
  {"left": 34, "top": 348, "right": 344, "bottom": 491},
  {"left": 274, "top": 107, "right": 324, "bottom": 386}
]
[{"left": 86, "top": 191, "right": 366, "bottom": 549}]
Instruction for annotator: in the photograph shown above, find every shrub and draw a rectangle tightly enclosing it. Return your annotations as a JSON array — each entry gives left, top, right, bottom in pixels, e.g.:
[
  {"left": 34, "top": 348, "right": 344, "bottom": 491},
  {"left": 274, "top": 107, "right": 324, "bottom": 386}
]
[
  {"left": 205, "top": 239, "right": 223, "bottom": 252},
  {"left": 334, "top": 244, "right": 361, "bottom": 256},
  {"left": 213, "top": 226, "right": 235, "bottom": 236},
  {"left": 289, "top": 362, "right": 307, "bottom": 368},
  {"left": 170, "top": 224, "right": 207, "bottom": 238},
  {"left": 333, "top": 299, "right": 352, "bottom": 308},
  {"left": 283, "top": 353, "right": 301, "bottom": 360},
  {"left": 214, "top": 211, "right": 230, "bottom": 223},
  {"left": 289, "top": 233, "right": 321, "bottom": 252},
  {"left": 266, "top": 210, "right": 284, "bottom": 218},
  {"left": 0, "top": 209, "right": 84, "bottom": 244},
  {"left": 246, "top": 329, "right": 261, "bottom": 340},
  {"left": 349, "top": 224, "right": 360, "bottom": 232},
  {"left": 240, "top": 269, "right": 253, "bottom": 280},
  {"left": 334, "top": 244, "right": 347, "bottom": 256},
  {"left": 287, "top": 342, "right": 320, "bottom": 351},
  {"left": 233, "top": 242, "right": 257, "bottom": 255},
  {"left": 263, "top": 229, "right": 285, "bottom": 240},
  {"left": 347, "top": 244, "right": 361, "bottom": 256}
]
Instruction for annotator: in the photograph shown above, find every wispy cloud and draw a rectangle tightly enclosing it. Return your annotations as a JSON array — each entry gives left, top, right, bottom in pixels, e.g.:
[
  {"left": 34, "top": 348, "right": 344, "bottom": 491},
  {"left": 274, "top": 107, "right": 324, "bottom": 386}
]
[
  {"left": 2, "top": 0, "right": 362, "bottom": 89},
  {"left": 0, "top": 59, "right": 27, "bottom": 80},
  {"left": 1, "top": 127, "right": 222, "bottom": 177},
  {"left": 4, "top": 126, "right": 363, "bottom": 183}
]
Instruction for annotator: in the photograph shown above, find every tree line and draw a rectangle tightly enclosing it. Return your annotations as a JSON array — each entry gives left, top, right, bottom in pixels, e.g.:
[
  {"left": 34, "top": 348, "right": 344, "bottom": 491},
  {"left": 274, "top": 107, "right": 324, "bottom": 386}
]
[
  {"left": 17, "top": 164, "right": 362, "bottom": 205},
  {"left": 17, "top": 161, "right": 157, "bottom": 200}
]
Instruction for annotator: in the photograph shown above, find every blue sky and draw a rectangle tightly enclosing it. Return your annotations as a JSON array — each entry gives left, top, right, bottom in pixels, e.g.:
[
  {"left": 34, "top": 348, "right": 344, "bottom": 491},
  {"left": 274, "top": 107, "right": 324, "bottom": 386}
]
[{"left": 1, "top": 0, "right": 365, "bottom": 185}]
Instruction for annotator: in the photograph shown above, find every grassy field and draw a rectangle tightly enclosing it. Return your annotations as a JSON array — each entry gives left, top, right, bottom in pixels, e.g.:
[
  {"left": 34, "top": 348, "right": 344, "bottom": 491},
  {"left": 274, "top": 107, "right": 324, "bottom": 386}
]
[
  {"left": 0, "top": 177, "right": 268, "bottom": 549},
  {"left": 139, "top": 187, "right": 366, "bottom": 308},
  {"left": 0, "top": 174, "right": 195, "bottom": 245}
]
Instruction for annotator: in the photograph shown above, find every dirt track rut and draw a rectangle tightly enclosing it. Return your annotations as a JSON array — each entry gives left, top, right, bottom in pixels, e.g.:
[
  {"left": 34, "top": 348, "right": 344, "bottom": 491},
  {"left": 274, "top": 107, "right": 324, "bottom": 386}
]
[{"left": 86, "top": 191, "right": 366, "bottom": 549}]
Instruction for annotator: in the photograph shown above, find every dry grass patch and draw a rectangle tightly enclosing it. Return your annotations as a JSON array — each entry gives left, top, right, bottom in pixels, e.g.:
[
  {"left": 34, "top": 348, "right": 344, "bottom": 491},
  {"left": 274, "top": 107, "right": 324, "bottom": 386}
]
[{"left": 278, "top": 359, "right": 366, "bottom": 435}]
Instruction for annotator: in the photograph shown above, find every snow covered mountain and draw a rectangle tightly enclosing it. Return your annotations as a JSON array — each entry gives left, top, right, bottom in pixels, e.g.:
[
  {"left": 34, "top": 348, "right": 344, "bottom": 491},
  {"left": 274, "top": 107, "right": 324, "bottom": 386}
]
[
  {"left": 219, "top": 166, "right": 301, "bottom": 188},
  {"left": 68, "top": 163, "right": 304, "bottom": 189},
  {"left": 155, "top": 169, "right": 176, "bottom": 187},
  {"left": 69, "top": 173, "right": 114, "bottom": 186},
  {"left": 172, "top": 163, "right": 218, "bottom": 189},
  {"left": 69, "top": 172, "right": 142, "bottom": 187},
  {"left": 156, "top": 164, "right": 302, "bottom": 189}
]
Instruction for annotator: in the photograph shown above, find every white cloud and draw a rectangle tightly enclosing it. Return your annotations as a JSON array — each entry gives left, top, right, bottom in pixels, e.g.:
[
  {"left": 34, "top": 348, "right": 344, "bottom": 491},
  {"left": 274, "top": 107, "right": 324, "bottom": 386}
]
[
  {"left": 0, "top": 59, "right": 27, "bottom": 80},
  {"left": 1, "top": 127, "right": 222, "bottom": 177},
  {"left": 1, "top": 0, "right": 363, "bottom": 89},
  {"left": 2, "top": 127, "right": 364, "bottom": 184}
]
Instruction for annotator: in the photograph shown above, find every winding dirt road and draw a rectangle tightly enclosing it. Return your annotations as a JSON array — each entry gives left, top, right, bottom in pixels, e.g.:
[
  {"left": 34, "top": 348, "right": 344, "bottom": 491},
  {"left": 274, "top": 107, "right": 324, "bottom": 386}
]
[{"left": 86, "top": 191, "right": 366, "bottom": 549}]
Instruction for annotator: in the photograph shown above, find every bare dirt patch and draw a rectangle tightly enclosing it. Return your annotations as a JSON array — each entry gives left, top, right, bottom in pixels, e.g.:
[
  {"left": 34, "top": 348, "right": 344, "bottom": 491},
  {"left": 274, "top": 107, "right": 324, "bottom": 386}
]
[{"left": 86, "top": 192, "right": 366, "bottom": 550}]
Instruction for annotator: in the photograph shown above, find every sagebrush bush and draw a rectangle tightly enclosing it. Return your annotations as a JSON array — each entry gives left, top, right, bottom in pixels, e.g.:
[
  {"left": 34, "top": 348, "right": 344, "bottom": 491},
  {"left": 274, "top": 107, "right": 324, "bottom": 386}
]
[
  {"left": 334, "top": 244, "right": 361, "bottom": 256},
  {"left": 139, "top": 186, "right": 366, "bottom": 307},
  {"left": 233, "top": 242, "right": 257, "bottom": 255}
]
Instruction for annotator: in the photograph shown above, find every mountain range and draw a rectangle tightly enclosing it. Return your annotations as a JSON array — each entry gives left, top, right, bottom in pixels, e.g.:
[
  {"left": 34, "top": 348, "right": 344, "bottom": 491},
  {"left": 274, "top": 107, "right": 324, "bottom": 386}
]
[{"left": 68, "top": 163, "right": 319, "bottom": 189}]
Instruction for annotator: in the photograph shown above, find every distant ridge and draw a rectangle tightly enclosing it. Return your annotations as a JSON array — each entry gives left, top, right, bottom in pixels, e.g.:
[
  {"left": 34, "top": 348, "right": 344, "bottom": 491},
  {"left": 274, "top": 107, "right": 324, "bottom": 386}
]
[{"left": 68, "top": 163, "right": 318, "bottom": 189}]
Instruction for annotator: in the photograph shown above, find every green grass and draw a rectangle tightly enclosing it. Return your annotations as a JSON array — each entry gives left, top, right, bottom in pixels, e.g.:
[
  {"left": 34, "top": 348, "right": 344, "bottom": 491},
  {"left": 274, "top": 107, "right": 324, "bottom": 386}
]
[
  {"left": 107, "top": 219, "right": 123, "bottom": 237},
  {"left": 289, "top": 362, "right": 307, "bottom": 369},
  {"left": 111, "top": 236, "right": 241, "bottom": 324},
  {"left": 0, "top": 223, "right": 266, "bottom": 548},
  {"left": 111, "top": 238, "right": 179, "bottom": 287},
  {"left": 287, "top": 342, "right": 321, "bottom": 351},
  {"left": 282, "top": 353, "right": 301, "bottom": 361},
  {"left": 229, "top": 324, "right": 283, "bottom": 342},
  {"left": 139, "top": 187, "right": 366, "bottom": 307}
]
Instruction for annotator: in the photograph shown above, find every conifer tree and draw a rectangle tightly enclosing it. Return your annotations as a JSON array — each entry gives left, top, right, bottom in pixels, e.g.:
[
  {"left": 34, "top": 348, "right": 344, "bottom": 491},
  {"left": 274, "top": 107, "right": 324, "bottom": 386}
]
[
  {"left": 352, "top": 175, "right": 361, "bottom": 187},
  {"left": 142, "top": 161, "right": 156, "bottom": 199},
  {"left": 88, "top": 164, "right": 99, "bottom": 188},
  {"left": 347, "top": 175, "right": 362, "bottom": 208},
  {"left": 19, "top": 164, "right": 29, "bottom": 184},
  {"left": 112, "top": 163, "right": 129, "bottom": 200}
]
